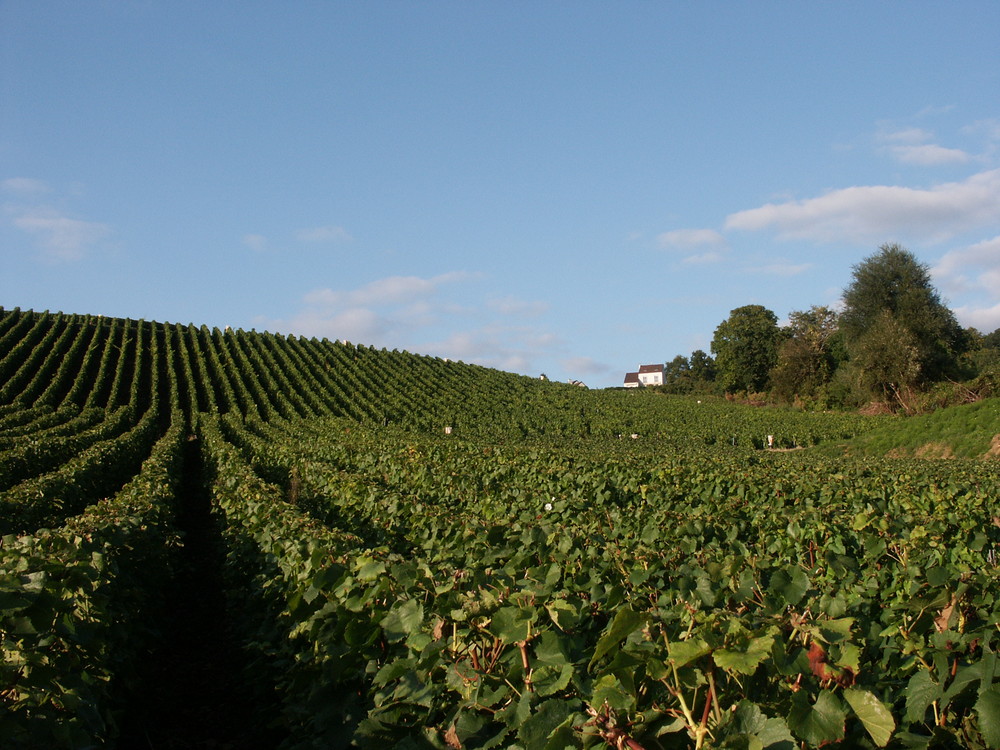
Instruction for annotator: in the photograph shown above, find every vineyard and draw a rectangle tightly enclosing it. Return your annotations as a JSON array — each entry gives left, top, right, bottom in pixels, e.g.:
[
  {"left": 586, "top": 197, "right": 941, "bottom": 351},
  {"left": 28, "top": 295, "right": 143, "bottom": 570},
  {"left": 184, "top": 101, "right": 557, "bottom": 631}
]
[{"left": 1, "top": 306, "right": 999, "bottom": 750}]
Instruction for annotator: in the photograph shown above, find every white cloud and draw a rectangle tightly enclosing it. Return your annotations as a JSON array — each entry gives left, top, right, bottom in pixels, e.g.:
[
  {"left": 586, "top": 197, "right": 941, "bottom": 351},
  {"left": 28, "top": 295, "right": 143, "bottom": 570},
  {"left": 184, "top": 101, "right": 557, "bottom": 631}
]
[
  {"left": 891, "top": 144, "right": 970, "bottom": 166},
  {"left": 657, "top": 228, "right": 727, "bottom": 250},
  {"left": 8, "top": 205, "right": 110, "bottom": 262},
  {"left": 268, "top": 272, "right": 481, "bottom": 349},
  {"left": 3, "top": 180, "right": 110, "bottom": 262},
  {"left": 243, "top": 234, "right": 269, "bottom": 252},
  {"left": 881, "top": 127, "right": 933, "bottom": 145},
  {"left": 265, "top": 273, "right": 568, "bottom": 377},
  {"left": 755, "top": 262, "right": 813, "bottom": 277},
  {"left": 876, "top": 126, "right": 971, "bottom": 166},
  {"left": 291, "top": 306, "right": 386, "bottom": 343},
  {"left": 961, "top": 118, "right": 1000, "bottom": 149},
  {"left": 680, "top": 251, "right": 725, "bottom": 265},
  {"left": 954, "top": 302, "right": 1000, "bottom": 334},
  {"left": 296, "top": 225, "right": 351, "bottom": 243},
  {"left": 486, "top": 295, "right": 549, "bottom": 317},
  {"left": 561, "top": 355, "right": 613, "bottom": 376},
  {"left": 2, "top": 177, "right": 49, "bottom": 194},
  {"left": 425, "top": 324, "right": 563, "bottom": 375},
  {"left": 303, "top": 272, "right": 475, "bottom": 311},
  {"left": 724, "top": 169, "right": 1000, "bottom": 244},
  {"left": 932, "top": 236, "right": 1000, "bottom": 332},
  {"left": 933, "top": 235, "right": 1000, "bottom": 280}
]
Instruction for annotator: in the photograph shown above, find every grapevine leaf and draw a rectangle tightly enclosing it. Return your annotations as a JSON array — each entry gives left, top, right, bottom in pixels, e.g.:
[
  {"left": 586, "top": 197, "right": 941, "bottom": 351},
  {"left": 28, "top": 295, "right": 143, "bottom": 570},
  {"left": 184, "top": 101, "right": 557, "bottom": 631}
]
[
  {"left": 715, "top": 633, "right": 775, "bottom": 675},
  {"left": 787, "top": 689, "right": 846, "bottom": 746},
  {"left": 491, "top": 606, "right": 533, "bottom": 645},
  {"left": 980, "top": 647, "right": 998, "bottom": 698},
  {"left": 905, "top": 670, "right": 940, "bottom": 724},
  {"left": 757, "top": 717, "right": 796, "bottom": 748},
  {"left": 534, "top": 663, "right": 574, "bottom": 697},
  {"left": 667, "top": 637, "right": 711, "bottom": 669},
  {"left": 589, "top": 606, "right": 643, "bottom": 669},
  {"left": 730, "top": 700, "right": 767, "bottom": 734},
  {"left": 943, "top": 664, "right": 981, "bottom": 703},
  {"left": 844, "top": 688, "right": 895, "bottom": 747},
  {"left": 381, "top": 598, "right": 423, "bottom": 643},
  {"left": 534, "top": 631, "right": 569, "bottom": 667},
  {"left": 769, "top": 566, "right": 809, "bottom": 606},
  {"left": 545, "top": 599, "right": 579, "bottom": 632},
  {"left": 591, "top": 674, "right": 633, "bottom": 712},
  {"left": 975, "top": 685, "right": 1000, "bottom": 748},
  {"left": 517, "top": 698, "right": 578, "bottom": 746}
]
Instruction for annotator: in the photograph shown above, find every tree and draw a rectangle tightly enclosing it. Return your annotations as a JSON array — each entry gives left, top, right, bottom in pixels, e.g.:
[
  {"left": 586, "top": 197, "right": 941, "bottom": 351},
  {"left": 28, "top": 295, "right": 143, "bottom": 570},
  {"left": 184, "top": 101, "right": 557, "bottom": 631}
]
[
  {"left": 662, "top": 351, "right": 717, "bottom": 394},
  {"left": 689, "top": 350, "right": 717, "bottom": 383},
  {"left": 662, "top": 355, "right": 691, "bottom": 393},
  {"left": 770, "top": 306, "right": 839, "bottom": 403},
  {"left": 840, "top": 244, "right": 966, "bottom": 381},
  {"left": 711, "top": 305, "right": 780, "bottom": 393},
  {"left": 850, "top": 310, "right": 921, "bottom": 409}
]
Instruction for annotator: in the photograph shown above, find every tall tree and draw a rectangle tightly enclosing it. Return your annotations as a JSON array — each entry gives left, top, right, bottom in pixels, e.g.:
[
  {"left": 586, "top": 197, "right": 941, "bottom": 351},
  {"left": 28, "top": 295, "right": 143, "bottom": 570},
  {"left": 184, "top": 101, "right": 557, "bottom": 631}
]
[
  {"left": 840, "top": 244, "right": 966, "bottom": 381},
  {"left": 711, "top": 305, "right": 780, "bottom": 393},
  {"left": 851, "top": 310, "right": 922, "bottom": 409},
  {"left": 689, "top": 349, "right": 717, "bottom": 383},
  {"left": 662, "top": 355, "right": 691, "bottom": 393},
  {"left": 770, "top": 306, "right": 839, "bottom": 403}
]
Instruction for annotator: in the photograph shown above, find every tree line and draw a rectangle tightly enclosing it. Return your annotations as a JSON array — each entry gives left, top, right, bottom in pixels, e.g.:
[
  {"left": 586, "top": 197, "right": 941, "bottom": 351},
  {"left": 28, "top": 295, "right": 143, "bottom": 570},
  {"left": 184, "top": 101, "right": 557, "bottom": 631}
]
[{"left": 657, "top": 243, "right": 1000, "bottom": 412}]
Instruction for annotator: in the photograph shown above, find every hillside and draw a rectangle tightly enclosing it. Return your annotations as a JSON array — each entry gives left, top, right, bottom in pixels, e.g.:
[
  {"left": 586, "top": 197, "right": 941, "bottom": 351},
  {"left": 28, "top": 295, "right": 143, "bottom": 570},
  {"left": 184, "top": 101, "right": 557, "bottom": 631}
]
[
  {"left": 0, "top": 307, "right": 888, "bottom": 447},
  {"left": 819, "top": 396, "right": 1000, "bottom": 459},
  {"left": 2, "top": 306, "right": 999, "bottom": 750}
]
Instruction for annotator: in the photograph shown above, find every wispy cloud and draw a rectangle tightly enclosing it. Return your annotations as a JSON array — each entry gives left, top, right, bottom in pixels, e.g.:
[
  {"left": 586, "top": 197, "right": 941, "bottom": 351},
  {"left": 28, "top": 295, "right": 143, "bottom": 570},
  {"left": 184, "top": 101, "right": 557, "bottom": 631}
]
[
  {"left": 303, "top": 272, "right": 476, "bottom": 311},
  {"left": 425, "top": 324, "right": 563, "bottom": 375},
  {"left": 6, "top": 205, "right": 111, "bottom": 262},
  {"left": 268, "top": 272, "right": 481, "bottom": 346},
  {"left": 264, "top": 272, "right": 567, "bottom": 376},
  {"left": 724, "top": 169, "right": 1000, "bottom": 244},
  {"left": 931, "top": 236, "right": 1000, "bottom": 333},
  {"left": 875, "top": 123, "right": 972, "bottom": 165},
  {"left": 486, "top": 295, "right": 549, "bottom": 317},
  {"left": 932, "top": 235, "right": 1000, "bottom": 332},
  {"left": 680, "top": 250, "right": 726, "bottom": 266},
  {"left": 296, "top": 225, "right": 351, "bottom": 243},
  {"left": 754, "top": 262, "right": 813, "bottom": 277},
  {"left": 658, "top": 228, "right": 727, "bottom": 250},
  {"left": 561, "top": 355, "right": 613, "bottom": 377},
  {"left": 3, "top": 178, "right": 110, "bottom": 262},
  {"left": 891, "top": 144, "right": 971, "bottom": 166},
  {"left": 243, "top": 234, "right": 269, "bottom": 252},
  {"left": 2, "top": 177, "right": 50, "bottom": 194},
  {"left": 955, "top": 302, "right": 1000, "bottom": 334},
  {"left": 658, "top": 228, "right": 728, "bottom": 265}
]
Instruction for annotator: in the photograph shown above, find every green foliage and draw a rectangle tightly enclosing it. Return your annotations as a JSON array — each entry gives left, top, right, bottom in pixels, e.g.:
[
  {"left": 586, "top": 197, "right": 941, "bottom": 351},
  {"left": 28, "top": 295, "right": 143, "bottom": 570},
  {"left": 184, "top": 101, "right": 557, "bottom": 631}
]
[
  {"left": 841, "top": 244, "right": 967, "bottom": 384},
  {"left": 1, "top": 307, "right": 1000, "bottom": 750},
  {"left": 770, "top": 306, "right": 839, "bottom": 405},
  {"left": 712, "top": 305, "right": 781, "bottom": 394},
  {"left": 823, "top": 394, "right": 1000, "bottom": 458},
  {"left": 850, "top": 310, "right": 923, "bottom": 410}
]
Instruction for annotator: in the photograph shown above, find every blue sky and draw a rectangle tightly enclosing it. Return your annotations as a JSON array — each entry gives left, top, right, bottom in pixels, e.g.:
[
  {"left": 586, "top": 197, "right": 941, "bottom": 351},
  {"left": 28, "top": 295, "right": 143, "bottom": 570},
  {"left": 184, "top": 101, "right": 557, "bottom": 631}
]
[{"left": 3, "top": 2, "right": 999, "bottom": 388}]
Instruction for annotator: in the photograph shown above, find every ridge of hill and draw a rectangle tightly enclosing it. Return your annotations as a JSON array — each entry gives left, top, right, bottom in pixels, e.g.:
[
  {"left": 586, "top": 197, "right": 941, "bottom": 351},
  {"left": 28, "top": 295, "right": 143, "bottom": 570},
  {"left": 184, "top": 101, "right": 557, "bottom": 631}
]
[{"left": 0, "top": 306, "right": 886, "bottom": 447}]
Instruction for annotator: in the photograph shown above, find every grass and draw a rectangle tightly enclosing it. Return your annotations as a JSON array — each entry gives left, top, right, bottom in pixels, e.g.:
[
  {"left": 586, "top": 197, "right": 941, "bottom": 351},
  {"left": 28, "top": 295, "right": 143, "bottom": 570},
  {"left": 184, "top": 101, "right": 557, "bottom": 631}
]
[{"left": 818, "top": 396, "right": 1000, "bottom": 458}]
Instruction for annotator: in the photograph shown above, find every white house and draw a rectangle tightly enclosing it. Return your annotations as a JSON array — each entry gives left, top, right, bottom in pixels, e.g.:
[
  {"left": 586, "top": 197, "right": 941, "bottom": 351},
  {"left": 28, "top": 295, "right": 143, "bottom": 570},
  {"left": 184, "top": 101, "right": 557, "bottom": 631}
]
[
  {"left": 624, "top": 363, "right": 665, "bottom": 387},
  {"left": 638, "top": 363, "right": 665, "bottom": 386}
]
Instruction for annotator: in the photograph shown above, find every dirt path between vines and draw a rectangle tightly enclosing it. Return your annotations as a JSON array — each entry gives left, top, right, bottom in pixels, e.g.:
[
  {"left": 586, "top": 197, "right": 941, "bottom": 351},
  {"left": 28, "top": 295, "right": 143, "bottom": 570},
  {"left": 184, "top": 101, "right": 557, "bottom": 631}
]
[{"left": 118, "top": 438, "right": 282, "bottom": 749}]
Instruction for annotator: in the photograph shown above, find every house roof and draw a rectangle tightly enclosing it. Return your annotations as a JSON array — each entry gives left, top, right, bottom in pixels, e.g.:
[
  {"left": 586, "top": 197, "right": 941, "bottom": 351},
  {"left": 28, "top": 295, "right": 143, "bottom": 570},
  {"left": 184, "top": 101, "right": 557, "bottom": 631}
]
[
  {"left": 624, "top": 372, "right": 640, "bottom": 384},
  {"left": 638, "top": 363, "right": 663, "bottom": 373}
]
